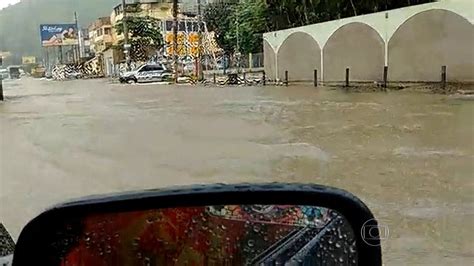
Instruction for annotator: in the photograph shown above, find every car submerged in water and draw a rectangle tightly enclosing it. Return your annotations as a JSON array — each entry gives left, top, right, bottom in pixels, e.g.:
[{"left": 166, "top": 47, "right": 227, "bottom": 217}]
[{"left": 119, "top": 63, "right": 172, "bottom": 84}]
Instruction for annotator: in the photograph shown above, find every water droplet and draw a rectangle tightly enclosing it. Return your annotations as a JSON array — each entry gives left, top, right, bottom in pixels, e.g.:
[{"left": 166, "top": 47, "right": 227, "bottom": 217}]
[
  {"left": 221, "top": 224, "right": 227, "bottom": 230},
  {"left": 335, "top": 242, "right": 341, "bottom": 248},
  {"left": 253, "top": 225, "right": 261, "bottom": 233},
  {"left": 144, "top": 257, "right": 151, "bottom": 266},
  {"left": 349, "top": 245, "right": 356, "bottom": 253},
  {"left": 338, "top": 257, "right": 344, "bottom": 263},
  {"left": 247, "top": 240, "right": 255, "bottom": 247}
]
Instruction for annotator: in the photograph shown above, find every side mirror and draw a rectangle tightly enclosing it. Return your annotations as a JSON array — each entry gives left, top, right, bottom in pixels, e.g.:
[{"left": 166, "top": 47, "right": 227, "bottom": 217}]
[{"left": 13, "top": 184, "right": 382, "bottom": 265}]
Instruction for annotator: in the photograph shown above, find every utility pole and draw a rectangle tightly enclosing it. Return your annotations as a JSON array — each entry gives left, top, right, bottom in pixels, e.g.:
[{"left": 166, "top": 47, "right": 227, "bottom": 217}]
[
  {"left": 236, "top": 16, "right": 240, "bottom": 73},
  {"left": 74, "top": 12, "right": 80, "bottom": 64},
  {"left": 173, "top": 0, "right": 178, "bottom": 83},
  {"left": 196, "top": 0, "right": 203, "bottom": 80},
  {"left": 122, "top": 0, "right": 131, "bottom": 71}
]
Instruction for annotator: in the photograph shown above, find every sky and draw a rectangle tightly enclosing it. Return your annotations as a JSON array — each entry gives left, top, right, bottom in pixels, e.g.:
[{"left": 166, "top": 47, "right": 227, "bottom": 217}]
[{"left": 0, "top": 0, "right": 20, "bottom": 10}]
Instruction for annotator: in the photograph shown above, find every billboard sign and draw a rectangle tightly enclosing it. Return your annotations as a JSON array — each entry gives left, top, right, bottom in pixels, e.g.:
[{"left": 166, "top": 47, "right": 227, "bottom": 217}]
[
  {"left": 163, "top": 20, "right": 201, "bottom": 59},
  {"left": 40, "top": 24, "right": 79, "bottom": 47}
]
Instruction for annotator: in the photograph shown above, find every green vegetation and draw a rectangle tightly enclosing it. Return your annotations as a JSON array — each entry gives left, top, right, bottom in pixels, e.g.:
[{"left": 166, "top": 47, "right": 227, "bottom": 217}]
[
  {"left": 114, "top": 16, "right": 163, "bottom": 61},
  {"left": 204, "top": 0, "right": 434, "bottom": 54}
]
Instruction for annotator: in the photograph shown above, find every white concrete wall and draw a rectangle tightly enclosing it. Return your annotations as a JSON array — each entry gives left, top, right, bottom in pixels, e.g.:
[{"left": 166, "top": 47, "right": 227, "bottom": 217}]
[
  {"left": 264, "top": 0, "right": 473, "bottom": 53},
  {"left": 263, "top": 0, "right": 474, "bottom": 82}
]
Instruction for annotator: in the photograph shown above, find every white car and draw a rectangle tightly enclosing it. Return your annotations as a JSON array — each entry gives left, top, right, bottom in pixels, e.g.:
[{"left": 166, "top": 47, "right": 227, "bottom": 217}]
[{"left": 119, "top": 64, "right": 172, "bottom": 84}]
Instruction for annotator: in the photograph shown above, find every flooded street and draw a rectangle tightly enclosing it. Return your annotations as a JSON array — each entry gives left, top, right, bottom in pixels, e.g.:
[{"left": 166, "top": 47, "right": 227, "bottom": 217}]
[{"left": 1, "top": 78, "right": 473, "bottom": 264}]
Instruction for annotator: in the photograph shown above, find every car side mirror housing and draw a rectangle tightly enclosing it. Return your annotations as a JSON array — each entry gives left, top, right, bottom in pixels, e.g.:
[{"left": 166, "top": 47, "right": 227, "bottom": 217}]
[{"left": 12, "top": 183, "right": 382, "bottom": 265}]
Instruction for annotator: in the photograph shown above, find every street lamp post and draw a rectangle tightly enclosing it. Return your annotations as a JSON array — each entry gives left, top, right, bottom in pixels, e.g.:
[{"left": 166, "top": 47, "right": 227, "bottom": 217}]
[
  {"left": 122, "top": 0, "right": 131, "bottom": 71},
  {"left": 173, "top": 0, "right": 179, "bottom": 83},
  {"left": 0, "top": 56, "right": 3, "bottom": 101},
  {"left": 197, "top": 0, "right": 203, "bottom": 80}
]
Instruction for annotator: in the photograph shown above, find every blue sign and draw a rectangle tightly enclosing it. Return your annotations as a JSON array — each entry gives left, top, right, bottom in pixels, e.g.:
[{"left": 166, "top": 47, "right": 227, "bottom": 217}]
[{"left": 40, "top": 24, "right": 78, "bottom": 47}]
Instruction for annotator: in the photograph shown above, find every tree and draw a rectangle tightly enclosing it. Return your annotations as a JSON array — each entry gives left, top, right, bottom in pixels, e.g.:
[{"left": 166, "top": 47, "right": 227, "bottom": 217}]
[
  {"left": 203, "top": 1, "right": 238, "bottom": 55},
  {"left": 225, "top": 0, "right": 267, "bottom": 54},
  {"left": 114, "top": 16, "right": 163, "bottom": 61},
  {"left": 203, "top": 0, "right": 436, "bottom": 55}
]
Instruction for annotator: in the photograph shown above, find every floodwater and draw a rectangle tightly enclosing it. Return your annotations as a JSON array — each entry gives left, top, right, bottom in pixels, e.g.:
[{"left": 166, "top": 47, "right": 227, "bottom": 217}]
[{"left": 1, "top": 78, "right": 473, "bottom": 265}]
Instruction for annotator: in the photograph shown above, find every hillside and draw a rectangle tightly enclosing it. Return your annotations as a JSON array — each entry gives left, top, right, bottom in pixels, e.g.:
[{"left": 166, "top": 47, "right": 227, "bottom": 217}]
[{"left": 0, "top": 0, "right": 120, "bottom": 62}]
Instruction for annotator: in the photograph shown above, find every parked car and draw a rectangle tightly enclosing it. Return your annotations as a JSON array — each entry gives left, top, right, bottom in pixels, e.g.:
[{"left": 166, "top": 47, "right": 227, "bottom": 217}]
[{"left": 119, "top": 63, "right": 172, "bottom": 84}]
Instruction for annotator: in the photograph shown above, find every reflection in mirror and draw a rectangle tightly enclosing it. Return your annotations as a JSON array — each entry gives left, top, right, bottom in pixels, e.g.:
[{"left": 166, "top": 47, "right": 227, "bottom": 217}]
[
  {"left": 0, "top": 223, "right": 15, "bottom": 264},
  {"left": 44, "top": 205, "right": 357, "bottom": 265}
]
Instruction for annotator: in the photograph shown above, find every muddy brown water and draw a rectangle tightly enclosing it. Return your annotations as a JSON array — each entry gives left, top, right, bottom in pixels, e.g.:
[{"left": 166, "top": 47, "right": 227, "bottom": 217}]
[{"left": 1, "top": 78, "right": 473, "bottom": 264}]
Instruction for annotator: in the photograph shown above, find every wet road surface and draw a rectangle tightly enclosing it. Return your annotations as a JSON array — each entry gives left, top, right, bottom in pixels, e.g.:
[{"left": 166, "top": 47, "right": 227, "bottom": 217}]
[{"left": 1, "top": 78, "right": 473, "bottom": 264}]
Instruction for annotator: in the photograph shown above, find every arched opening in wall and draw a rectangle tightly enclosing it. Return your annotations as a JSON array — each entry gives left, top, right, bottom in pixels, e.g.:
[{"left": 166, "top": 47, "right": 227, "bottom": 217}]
[
  {"left": 388, "top": 9, "right": 474, "bottom": 82},
  {"left": 277, "top": 32, "right": 321, "bottom": 82},
  {"left": 263, "top": 40, "right": 276, "bottom": 80},
  {"left": 323, "top": 22, "right": 385, "bottom": 83}
]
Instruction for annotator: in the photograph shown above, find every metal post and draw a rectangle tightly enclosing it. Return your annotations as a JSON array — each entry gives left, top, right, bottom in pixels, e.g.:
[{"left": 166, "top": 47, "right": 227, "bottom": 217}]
[
  {"left": 314, "top": 69, "right": 318, "bottom": 87},
  {"left": 243, "top": 72, "right": 246, "bottom": 84},
  {"left": 0, "top": 56, "right": 3, "bottom": 101},
  {"left": 285, "top": 70, "right": 288, "bottom": 86},
  {"left": 262, "top": 71, "right": 266, "bottom": 86},
  {"left": 173, "top": 0, "right": 178, "bottom": 83},
  {"left": 249, "top": 53, "right": 253, "bottom": 72},
  {"left": 74, "top": 12, "right": 80, "bottom": 64},
  {"left": 383, "top": 66, "right": 388, "bottom": 88},
  {"left": 223, "top": 55, "right": 227, "bottom": 75},
  {"left": 0, "top": 78, "right": 3, "bottom": 101},
  {"left": 345, "top": 68, "right": 350, "bottom": 87},
  {"left": 441, "top": 65, "right": 447, "bottom": 90},
  {"left": 59, "top": 46, "right": 63, "bottom": 64},
  {"left": 213, "top": 73, "right": 216, "bottom": 84},
  {"left": 121, "top": 0, "right": 131, "bottom": 71}
]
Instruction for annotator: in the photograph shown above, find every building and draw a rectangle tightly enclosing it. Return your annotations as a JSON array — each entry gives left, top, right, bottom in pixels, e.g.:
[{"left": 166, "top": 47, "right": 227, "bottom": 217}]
[
  {"left": 98, "top": 0, "right": 221, "bottom": 76},
  {"left": 110, "top": 0, "right": 176, "bottom": 47},
  {"left": 88, "top": 17, "right": 114, "bottom": 55}
]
